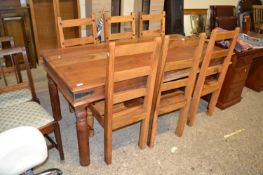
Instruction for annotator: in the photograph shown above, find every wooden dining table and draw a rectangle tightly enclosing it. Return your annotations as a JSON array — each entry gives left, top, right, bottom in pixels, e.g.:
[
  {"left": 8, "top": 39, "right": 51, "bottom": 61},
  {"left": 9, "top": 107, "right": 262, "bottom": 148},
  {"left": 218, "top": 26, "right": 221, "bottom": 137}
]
[{"left": 42, "top": 36, "right": 198, "bottom": 166}]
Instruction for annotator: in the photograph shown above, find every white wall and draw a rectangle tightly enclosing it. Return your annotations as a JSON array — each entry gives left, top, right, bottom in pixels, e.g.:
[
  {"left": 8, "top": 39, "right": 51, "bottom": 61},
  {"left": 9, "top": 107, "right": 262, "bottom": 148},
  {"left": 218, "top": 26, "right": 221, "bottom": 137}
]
[{"left": 184, "top": 0, "right": 239, "bottom": 9}]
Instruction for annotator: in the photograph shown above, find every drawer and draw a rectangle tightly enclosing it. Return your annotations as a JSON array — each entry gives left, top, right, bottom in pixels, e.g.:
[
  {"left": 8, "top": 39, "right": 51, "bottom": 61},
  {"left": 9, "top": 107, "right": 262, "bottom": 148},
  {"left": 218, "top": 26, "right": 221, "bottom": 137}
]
[{"left": 230, "top": 65, "right": 250, "bottom": 83}]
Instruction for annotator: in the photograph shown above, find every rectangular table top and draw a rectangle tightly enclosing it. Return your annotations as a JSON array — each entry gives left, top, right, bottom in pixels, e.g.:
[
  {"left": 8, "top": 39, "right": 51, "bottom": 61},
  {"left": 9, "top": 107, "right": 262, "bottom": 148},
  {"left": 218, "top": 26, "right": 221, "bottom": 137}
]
[{"left": 42, "top": 37, "right": 197, "bottom": 107}]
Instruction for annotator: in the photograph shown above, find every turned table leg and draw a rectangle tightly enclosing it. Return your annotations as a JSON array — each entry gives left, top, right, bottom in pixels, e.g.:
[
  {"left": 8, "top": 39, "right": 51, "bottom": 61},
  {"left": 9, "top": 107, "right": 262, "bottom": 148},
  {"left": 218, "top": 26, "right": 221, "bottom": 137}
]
[{"left": 75, "top": 107, "right": 90, "bottom": 166}]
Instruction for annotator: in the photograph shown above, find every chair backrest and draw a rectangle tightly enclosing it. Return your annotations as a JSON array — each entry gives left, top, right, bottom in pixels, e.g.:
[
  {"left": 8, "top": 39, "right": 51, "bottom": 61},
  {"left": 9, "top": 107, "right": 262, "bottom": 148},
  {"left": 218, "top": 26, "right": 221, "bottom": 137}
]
[
  {"left": 156, "top": 34, "right": 206, "bottom": 106},
  {"left": 253, "top": 5, "right": 263, "bottom": 29},
  {"left": 0, "top": 36, "right": 15, "bottom": 50},
  {"left": 0, "top": 47, "right": 37, "bottom": 100},
  {"left": 139, "top": 11, "right": 165, "bottom": 38},
  {"left": 105, "top": 37, "right": 162, "bottom": 129},
  {"left": 57, "top": 16, "right": 97, "bottom": 48},
  {"left": 198, "top": 27, "right": 240, "bottom": 95},
  {"left": 104, "top": 12, "right": 136, "bottom": 42}
]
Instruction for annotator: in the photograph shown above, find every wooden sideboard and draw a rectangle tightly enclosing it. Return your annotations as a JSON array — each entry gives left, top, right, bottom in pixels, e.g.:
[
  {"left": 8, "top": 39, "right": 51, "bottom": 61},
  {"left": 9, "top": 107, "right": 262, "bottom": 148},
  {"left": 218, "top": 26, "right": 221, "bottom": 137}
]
[
  {"left": 216, "top": 51, "right": 253, "bottom": 109},
  {"left": 245, "top": 51, "right": 263, "bottom": 92}
]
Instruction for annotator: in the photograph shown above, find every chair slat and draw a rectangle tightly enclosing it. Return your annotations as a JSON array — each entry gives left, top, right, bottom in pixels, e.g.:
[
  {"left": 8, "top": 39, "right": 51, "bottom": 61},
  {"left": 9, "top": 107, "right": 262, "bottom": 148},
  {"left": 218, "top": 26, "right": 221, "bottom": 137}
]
[
  {"left": 109, "top": 32, "right": 134, "bottom": 41},
  {"left": 215, "top": 30, "right": 236, "bottom": 41},
  {"left": 113, "top": 87, "right": 146, "bottom": 104},
  {"left": 107, "top": 15, "right": 134, "bottom": 23},
  {"left": 206, "top": 65, "right": 223, "bottom": 76},
  {"left": 114, "top": 66, "right": 151, "bottom": 82},
  {"left": 165, "top": 59, "right": 193, "bottom": 72},
  {"left": 115, "top": 41, "right": 156, "bottom": 57},
  {"left": 161, "top": 78, "right": 189, "bottom": 91},
  {"left": 141, "top": 29, "right": 163, "bottom": 37},
  {"left": 141, "top": 14, "right": 164, "bottom": 20},
  {"left": 60, "top": 18, "right": 94, "bottom": 27},
  {"left": 63, "top": 36, "right": 95, "bottom": 47},
  {"left": 211, "top": 49, "right": 230, "bottom": 60}
]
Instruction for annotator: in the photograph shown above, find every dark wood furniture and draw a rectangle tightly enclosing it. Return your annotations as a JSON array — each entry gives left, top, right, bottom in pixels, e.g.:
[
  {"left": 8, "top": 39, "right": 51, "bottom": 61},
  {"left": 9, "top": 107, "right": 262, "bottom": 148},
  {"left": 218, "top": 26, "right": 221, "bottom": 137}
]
[
  {"left": 0, "top": 47, "right": 64, "bottom": 160},
  {"left": 0, "top": 4, "right": 37, "bottom": 67},
  {"left": 209, "top": 5, "right": 237, "bottom": 31},
  {"left": 245, "top": 48, "right": 263, "bottom": 92},
  {"left": 28, "top": 0, "right": 80, "bottom": 62},
  {"left": 88, "top": 38, "right": 163, "bottom": 164},
  {"left": 188, "top": 28, "right": 240, "bottom": 126},
  {"left": 217, "top": 32, "right": 263, "bottom": 109},
  {"left": 217, "top": 51, "right": 252, "bottom": 109},
  {"left": 42, "top": 36, "right": 198, "bottom": 166},
  {"left": 164, "top": 0, "right": 184, "bottom": 35}
]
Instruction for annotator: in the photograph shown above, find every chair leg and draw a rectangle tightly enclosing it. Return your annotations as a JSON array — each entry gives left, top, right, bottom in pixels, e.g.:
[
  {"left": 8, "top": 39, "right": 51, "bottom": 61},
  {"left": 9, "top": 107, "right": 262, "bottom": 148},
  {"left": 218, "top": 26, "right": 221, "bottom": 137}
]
[
  {"left": 138, "top": 116, "right": 150, "bottom": 149},
  {"left": 175, "top": 107, "right": 188, "bottom": 137},
  {"left": 206, "top": 90, "right": 220, "bottom": 116},
  {"left": 87, "top": 109, "right": 94, "bottom": 137},
  {"left": 148, "top": 110, "right": 159, "bottom": 147},
  {"left": 104, "top": 124, "right": 112, "bottom": 164},
  {"left": 53, "top": 122, "right": 64, "bottom": 160},
  {"left": 187, "top": 95, "right": 201, "bottom": 127}
]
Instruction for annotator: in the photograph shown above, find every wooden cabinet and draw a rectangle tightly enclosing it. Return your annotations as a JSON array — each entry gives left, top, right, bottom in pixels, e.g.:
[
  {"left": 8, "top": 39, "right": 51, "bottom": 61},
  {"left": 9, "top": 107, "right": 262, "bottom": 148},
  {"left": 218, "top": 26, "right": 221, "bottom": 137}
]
[
  {"left": 0, "top": 6, "right": 37, "bottom": 67},
  {"left": 28, "top": 0, "right": 80, "bottom": 61},
  {"left": 245, "top": 51, "right": 263, "bottom": 92},
  {"left": 217, "top": 52, "right": 253, "bottom": 109}
]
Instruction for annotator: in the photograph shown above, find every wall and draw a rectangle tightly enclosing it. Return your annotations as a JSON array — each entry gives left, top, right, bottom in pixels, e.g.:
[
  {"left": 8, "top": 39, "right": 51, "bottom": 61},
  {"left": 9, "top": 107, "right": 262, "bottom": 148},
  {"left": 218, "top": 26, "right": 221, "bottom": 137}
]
[
  {"left": 184, "top": 0, "right": 239, "bottom": 9},
  {"left": 184, "top": 0, "right": 239, "bottom": 36}
]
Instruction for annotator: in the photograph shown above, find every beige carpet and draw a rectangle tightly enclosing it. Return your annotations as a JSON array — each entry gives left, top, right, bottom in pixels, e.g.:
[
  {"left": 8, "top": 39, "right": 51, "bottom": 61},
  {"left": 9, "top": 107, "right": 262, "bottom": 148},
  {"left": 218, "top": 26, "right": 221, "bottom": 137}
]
[{"left": 33, "top": 66, "right": 263, "bottom": 175}]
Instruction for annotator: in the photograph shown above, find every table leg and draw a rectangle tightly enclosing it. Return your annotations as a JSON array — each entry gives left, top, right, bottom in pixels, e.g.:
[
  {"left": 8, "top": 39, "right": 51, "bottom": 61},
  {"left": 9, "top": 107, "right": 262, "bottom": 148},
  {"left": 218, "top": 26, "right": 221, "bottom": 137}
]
[
  {"left": 75, "top": 107, "right": 90, "bottom": 166},
  {"left": 47, "top": 74, "right": 62, "bottom": 121}
]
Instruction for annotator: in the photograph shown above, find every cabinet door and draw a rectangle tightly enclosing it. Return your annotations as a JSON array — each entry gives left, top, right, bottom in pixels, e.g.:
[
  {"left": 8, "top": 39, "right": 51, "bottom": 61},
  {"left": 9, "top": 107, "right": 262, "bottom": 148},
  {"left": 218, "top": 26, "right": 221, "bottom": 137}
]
[{"left": 164, "top": 0, "right": 184, "bottom": 35}]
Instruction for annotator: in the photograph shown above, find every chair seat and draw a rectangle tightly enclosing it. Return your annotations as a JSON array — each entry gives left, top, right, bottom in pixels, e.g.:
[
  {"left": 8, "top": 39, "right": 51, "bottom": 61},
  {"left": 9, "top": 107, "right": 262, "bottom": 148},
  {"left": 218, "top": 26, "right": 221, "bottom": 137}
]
[
  {"left": 90, "top": 99, "right": 145, "bottom": 130},
  {"left": 0, "top": 89, "right": 32, "bottom": 108},
  {"left": 159, "top": 91, "right": 186, "bottom": 115},
  {"left": 0, "top": 101, "right": 54, "bottom": 133}
]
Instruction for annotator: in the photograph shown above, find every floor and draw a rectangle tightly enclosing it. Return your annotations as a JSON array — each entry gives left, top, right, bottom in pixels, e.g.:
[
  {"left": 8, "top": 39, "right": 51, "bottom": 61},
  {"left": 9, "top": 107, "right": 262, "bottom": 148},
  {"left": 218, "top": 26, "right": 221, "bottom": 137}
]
[{"left": 34, "top": 66, "right": 263, "bottom": 175}]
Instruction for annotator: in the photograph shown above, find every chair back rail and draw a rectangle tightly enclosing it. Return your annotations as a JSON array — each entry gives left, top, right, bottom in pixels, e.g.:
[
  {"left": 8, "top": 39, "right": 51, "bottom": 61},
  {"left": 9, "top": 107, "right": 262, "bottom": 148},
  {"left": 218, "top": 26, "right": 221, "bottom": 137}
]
[
  {"left": 57, "top": 15, "right": 97, "bottom": 48},
  {"left": 253, "top": 5, "right": 263, "bottom": 32},
  {"left": 187, "top": 27, "right": 240, "bottom": 126},
  {"left": 104, "top": 12, "right": 136, "bottom": 42},
  {"left": 0, "top": 36, "right": 15, "bottom": 49},
  {"left": 148, "top": 34, "right": 206, "bottom": 146},
  {"left": 139, "top": 11, "right": 165, "bottom": 38},
  {"left": 0, "top": 47, "right": 37, "bottom": 101}
]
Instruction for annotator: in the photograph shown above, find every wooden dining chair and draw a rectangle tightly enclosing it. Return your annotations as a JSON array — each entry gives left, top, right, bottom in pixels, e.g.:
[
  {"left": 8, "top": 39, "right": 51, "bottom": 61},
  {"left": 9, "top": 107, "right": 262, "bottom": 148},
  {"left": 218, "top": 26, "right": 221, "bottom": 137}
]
[
  {"left": 0, "top": 36, "right": 15, "bottom": 49},
  {"left": 139, "top": 11, "right": 165, "bottom": 38},
  {"left": 0, "top": 47, "right": 64, "bottom": 160},
  {"left": 57, "top": 15, "right": 97, "bottom": 48},
  {"left": 187, "top": 27, "right": 240, "bottom": 126},
  {"left": 104, "top": 12, "right": 136, "bottom": 42},
  {"left": 253, "top": 5, "right": 263, "bottom": 33},
  {"left": 88, "top": 37, "right": 163, "bottom": 164},
  {"left": 148, "top": 34, "right": 206, "bottom": 147}
]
